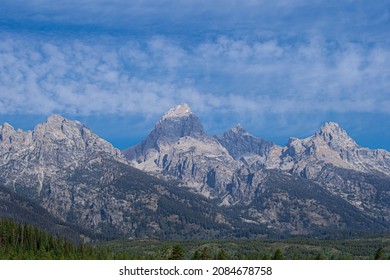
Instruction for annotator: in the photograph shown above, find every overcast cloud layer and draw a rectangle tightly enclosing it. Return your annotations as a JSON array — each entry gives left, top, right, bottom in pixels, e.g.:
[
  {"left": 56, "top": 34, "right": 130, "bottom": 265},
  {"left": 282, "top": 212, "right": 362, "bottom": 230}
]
[{"left": 1, "top": 0, "right": 390, "bottom": 149}]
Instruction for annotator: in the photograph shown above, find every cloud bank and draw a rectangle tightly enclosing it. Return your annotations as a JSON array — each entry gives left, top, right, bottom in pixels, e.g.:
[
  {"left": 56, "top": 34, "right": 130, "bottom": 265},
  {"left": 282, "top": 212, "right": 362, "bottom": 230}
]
[{"left": 1, "top": 34, "right": 389, "bottom": 119}]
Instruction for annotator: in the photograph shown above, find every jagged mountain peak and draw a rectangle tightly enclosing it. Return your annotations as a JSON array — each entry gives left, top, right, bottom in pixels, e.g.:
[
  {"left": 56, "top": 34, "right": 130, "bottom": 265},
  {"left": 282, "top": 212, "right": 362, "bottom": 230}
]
[
  {"left": 154, "top": 103, "right": 206, "bottom": 141},
  {"left": 284, "top": 122, "right": 357, "bottom": 159},
  {"left": 314, "top": 121, "right": 357, "bottom": 146},
  {"left": 46, "top": 114, "right": 67, "bottom": 123},
  {"left": 1, "top": 122, "right": 14, "bottom": 129},
  {"left": 44, "top": 114, "right": 83, "bottom": 128},
  {"left": 318, "top": 121, "right": 344, "bottom": 136},
  {"left": 287, "top": 137, "right": 299, "bottom": 144},
  {"left": 32, "top": 115, "right": 87, "bottom": 142},
  {"left": 0, "top": 122, "right": 16, "bottom": 143},
  {"left": 229, "top": 124, "right": 249, "bottom": 135},
  {"left": 0, "top": 122, "right": 15, "bottom": 135},
  {"left": 162, "top": 103, "right": 192, "bottom": 120},
  {"left": 1, "top": 116, "right": 127, "bottom": 189},
  {"left": 216, "top": 124, "right": 277, "bottom": 161},
  {"left": 123, "top": 104, "right": 206, "bottom": 160}
]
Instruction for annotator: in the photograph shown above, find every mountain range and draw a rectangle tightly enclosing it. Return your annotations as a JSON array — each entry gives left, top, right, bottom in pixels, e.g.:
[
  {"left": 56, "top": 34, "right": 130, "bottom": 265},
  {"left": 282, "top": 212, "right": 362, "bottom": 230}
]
[{"left": 1, "top": 104, "right": 390, "bottom": 240}]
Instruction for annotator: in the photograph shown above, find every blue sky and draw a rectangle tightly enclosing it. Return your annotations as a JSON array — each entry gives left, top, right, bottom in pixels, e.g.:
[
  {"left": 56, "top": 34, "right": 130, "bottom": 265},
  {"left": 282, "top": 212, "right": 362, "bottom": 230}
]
[{"left": 1, "top": 0, "right": 390, "bottom": 150}]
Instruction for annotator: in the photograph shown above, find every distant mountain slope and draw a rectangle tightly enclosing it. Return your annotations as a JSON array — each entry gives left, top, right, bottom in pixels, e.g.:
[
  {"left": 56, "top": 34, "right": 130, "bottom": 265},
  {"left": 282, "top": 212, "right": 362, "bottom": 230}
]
[
  {"left": 214, "top": 124, "right": 282, "bottom": 169},
  {"left": 0, "top": 184, "right": 94, "bottom": 242},
  {"left": 242, "top": 169, "right": 388, "bottom": 235},
  {"left": 215, "top": 124, "right": 278, "bottom": 161}
]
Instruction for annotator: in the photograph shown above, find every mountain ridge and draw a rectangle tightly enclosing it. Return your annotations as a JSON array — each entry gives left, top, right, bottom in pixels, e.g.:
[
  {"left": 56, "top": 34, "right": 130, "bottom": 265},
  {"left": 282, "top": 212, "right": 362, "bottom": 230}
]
[{"left": 1, "top": 108, "right": 389, "bottom": 239}]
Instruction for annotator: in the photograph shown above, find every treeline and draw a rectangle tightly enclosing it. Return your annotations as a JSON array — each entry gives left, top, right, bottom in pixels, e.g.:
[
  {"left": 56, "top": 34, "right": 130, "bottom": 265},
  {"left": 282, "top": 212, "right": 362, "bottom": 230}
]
[
  {"left": 106, "top": 237, "right": 390, "bottom": 260},
  {"left": 0, "top": 219, "right": 130, "bottom": 260}
]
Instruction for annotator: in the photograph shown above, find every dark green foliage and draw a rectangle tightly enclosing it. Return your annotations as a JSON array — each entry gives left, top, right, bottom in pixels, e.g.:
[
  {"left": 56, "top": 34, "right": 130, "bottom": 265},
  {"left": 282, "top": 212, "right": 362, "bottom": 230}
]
[
  {"left": 169, "top": 244, "right": 184, "bottom": 260},
  {"left": 0, "top": 219, "right": 127, "bottom": 260},
  {"left": 216, "top": 249, "right": 229, "bottom": 260},
  {"left": 272, "top": 249, "right": 285, "bottom": 260},
  {"left": 199, "top": 246, "right": 211, "bottom": 260},
  {"left": 315, "top": 252, "right": 327, "bottom": 260},
  {"left": 374, "top": 247, "right": 386, "bottom": 260},
  {"left": 104, "top": 234, "right": 390, "bottom": 260},
  {"left": 192, "top": 250, "right": 201, "bottom": 260}
]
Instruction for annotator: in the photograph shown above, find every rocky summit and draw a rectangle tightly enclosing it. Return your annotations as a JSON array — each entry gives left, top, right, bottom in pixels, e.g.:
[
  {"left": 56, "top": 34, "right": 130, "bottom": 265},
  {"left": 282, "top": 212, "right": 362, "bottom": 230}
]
[{"left": 0, "top": 115, "right": 129, "bottom": 235}]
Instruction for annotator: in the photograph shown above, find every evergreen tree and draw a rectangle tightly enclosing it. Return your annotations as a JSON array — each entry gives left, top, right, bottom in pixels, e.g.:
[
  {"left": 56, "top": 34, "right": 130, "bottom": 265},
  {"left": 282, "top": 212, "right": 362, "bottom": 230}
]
[
  {"left": 315, "top": 252, "right": 327, "bottom": 260},
  {"left": 375, "top": 247, "right": 386, "bottom": 260},
  {"left": 272, "top": 249, "right": 285, "bottom": 260},
  {"left": 192, "top": 250, "right": 201, "bottom": 260},
  {"left": 0, "top": 219, "right": 132, "bottom": 260},
  {"left": 169, "top": 244, "right": 184, "bottom": 260},
  {"left": 200, "top": 247, "right": 211, "bottom": 260},
  {"left": 216, "top": 249, "right": 229, "bottom": 260}
]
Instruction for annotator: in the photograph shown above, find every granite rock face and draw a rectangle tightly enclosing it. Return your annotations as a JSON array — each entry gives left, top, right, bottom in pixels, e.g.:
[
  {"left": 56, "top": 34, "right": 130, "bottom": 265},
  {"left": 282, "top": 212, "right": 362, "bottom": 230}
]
[
  {"left": 279, "top": 122, "right": 390, "bottom": 177},
  {"left": 123, "top": 103, "right": 207, "bottom": 162},
  {"left": 214, "top": 125, "right": 274, "bottom": 159},
  {"left": 0, "top": 115, "right": 129, "bottom": 233},
  {"left": 215, "top": 125, "right": 283, "bottom": 169},
  {"left": 123, "top": 104, "right": 238, "bottom": 200},
  {"left": 277, "top": 122, "right": 390, "bottom": 222}
]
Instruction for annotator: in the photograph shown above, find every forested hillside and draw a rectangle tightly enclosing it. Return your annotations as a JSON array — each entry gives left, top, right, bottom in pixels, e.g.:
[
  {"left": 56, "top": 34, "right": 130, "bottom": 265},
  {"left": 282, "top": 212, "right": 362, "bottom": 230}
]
[{"left": 0, "top": 219, "right": 126, "bottom": 259}]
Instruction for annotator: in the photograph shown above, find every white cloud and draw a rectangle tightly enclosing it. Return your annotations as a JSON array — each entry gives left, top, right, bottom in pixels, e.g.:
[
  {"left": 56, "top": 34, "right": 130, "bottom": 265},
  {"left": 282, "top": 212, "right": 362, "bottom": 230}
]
[{"left": 0, "top": 33, "right": 389, "bottom": 124}]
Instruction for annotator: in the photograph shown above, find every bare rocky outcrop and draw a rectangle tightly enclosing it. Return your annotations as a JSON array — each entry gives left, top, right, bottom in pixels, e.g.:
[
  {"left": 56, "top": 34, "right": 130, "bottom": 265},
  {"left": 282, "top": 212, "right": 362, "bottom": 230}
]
[
  {"left": 0, "top": 115, "right": 129, "bottom": 232},
  {"left": 279, "top": 122, "right": 390, "bottom": 177}
]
